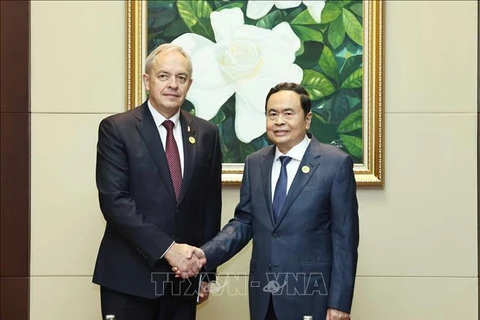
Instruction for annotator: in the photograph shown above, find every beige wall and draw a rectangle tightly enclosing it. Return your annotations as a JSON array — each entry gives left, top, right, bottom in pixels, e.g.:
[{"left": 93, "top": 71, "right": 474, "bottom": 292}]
[{"left": 30, "top": 1, "right": 478, "bottom": 319}]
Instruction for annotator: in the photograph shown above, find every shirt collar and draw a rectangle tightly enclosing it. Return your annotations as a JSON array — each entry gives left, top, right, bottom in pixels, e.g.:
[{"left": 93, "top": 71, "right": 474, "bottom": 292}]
[
  {"left": 147, "top": 100, "right": 181, "bottom": 128},
  {"left": 274, "top": 135, "right": 311, "bottom": 162}
]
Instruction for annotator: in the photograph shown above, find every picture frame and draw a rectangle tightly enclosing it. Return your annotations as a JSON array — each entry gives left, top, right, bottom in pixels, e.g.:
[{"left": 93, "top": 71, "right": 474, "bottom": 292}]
[{"left": 126, "top": 0, "right": 384, "bottom": 187}]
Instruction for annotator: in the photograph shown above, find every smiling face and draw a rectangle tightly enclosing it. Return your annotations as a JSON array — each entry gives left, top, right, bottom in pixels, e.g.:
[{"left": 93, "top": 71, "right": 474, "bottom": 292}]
[
  {"left": 266, "top": 90, "right": 312, "bottom": 154},
  {"left": 143, "top": 50, "right": 192, "bottom": 118}
]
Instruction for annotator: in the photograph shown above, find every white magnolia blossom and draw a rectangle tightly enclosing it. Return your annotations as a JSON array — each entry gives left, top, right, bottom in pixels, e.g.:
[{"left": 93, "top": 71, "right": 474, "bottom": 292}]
[
  {"left": 173, "top": 8, "right": 302, "bottom": 142},
  {"left": 247, "top": 0, "right": 326, "bottom": 23}
]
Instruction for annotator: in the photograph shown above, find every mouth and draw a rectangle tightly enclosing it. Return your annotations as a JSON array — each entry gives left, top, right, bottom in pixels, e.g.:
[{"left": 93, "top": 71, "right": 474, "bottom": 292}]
[{"left": 273, "top": 130, "right": 289, "bottom": 136}]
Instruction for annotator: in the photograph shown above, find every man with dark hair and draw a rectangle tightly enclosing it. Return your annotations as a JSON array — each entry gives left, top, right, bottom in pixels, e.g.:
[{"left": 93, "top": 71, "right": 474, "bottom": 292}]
[{"left": 189, "top": 82, "right": 359, "bottom": 320}]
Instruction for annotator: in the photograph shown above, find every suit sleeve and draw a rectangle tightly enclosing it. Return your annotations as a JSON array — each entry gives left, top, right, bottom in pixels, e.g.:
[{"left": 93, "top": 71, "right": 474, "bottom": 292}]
[
  {"left": 201, "top": 128, "right": 223, "bottom": 281},
  {"left": 201, "top": 157, "right": 254, "bottom": 271},
  {"left": 96, "top": 117, "right": 174, "bottom": 267},
  {"left": 327, "top": 155, "right": 359, "bottom": 313}
]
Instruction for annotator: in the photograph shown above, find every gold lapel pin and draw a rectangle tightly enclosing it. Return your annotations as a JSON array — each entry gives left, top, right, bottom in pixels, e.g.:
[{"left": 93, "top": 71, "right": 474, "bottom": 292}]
[
  {"left": 189, "top": 136, "right": 196, "bottom": 144},
  {"left": 301, "top": 166, "right": 310, "bottom": 174}
]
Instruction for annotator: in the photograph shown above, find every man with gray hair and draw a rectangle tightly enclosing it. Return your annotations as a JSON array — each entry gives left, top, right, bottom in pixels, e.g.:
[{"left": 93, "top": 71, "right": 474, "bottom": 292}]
[{"left": 93, "top": 43, "right": 222, "bottom": 319}]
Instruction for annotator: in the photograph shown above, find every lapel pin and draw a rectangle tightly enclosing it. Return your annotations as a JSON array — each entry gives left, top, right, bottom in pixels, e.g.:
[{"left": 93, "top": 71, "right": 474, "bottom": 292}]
[
  {"left": 301, "top": 166, "right": 310, "bottom": 174},
  {"left": 189, "top": 136, "right": 196, "bottom": 144}
]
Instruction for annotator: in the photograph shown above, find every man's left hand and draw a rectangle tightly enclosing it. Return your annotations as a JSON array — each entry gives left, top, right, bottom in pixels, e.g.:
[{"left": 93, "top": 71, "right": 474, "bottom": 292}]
[
  {"left": 198, "top": 281, "right": 210, "bottom": 304},
  {"left": 326, "top": 308, "right": 350, "bottom": 320}
]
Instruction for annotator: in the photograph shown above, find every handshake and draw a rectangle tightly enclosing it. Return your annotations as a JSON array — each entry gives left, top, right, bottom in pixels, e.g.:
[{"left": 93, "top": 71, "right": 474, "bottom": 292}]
[{"left": 164, "top": 243, "right": 207, "bottom": 279}]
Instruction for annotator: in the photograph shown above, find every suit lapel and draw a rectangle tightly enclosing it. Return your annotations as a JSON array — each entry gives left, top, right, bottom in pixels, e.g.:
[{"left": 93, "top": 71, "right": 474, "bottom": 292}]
[
  {"left": 260, "top": 147, "right": 276, "bottom": 226},
  {"left": 274, "top": 138, "right": 322, "bottom": 228},
  {"left": 178, "top": 110, "right": 196, "bottom": 203},
  {"left": 134, "top": 103, "right": 177, "bottom": 201}
]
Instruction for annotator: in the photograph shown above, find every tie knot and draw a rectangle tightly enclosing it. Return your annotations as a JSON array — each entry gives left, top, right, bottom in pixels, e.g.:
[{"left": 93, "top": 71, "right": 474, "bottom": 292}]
[
  {"left": 279, "top": 156, "right": 292, "bottom": 167},
  {"left": 162, "top": 120, "right": 174, "bottom": 132}
]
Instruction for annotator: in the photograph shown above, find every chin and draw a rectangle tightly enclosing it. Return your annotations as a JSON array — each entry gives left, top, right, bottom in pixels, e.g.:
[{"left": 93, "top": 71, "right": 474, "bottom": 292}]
[
  {"left": 271, "top": 139, "right": 287, "bottom": 147},
  {"left": 164, "top": 102, "right": 181, "bottom": 109}
]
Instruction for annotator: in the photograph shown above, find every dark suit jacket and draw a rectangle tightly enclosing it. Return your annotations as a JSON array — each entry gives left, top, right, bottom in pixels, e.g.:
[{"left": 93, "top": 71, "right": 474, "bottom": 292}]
[
  {"left": 202, "top": 136, "right": 358, "bottom": 320},
  {"left": 93, "top": 102, "right": 222, "bottom": 299}
]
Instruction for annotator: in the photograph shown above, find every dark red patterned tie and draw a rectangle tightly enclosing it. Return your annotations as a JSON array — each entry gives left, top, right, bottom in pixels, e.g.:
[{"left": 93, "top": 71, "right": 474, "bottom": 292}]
[{"left": 162, "top": 120, "right": 182, "bottom": 201}]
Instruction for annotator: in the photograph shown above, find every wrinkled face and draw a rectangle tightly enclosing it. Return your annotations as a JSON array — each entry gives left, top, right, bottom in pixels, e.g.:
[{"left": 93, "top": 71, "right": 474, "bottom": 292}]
[
  {"left": 266, "top": 90, "right": 312, "bottom": 154},
  {"left": 143, "top": 50, "right": 192, "bottom": 118}
]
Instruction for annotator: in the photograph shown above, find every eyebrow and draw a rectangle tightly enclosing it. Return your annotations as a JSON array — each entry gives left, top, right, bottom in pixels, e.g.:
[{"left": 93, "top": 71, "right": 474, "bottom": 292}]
[
  {"left": 268, "top": 107, "right": 294, "bottom": 113},
  {"left": 157, "top": 70, "right": 188, "bottom": 76}
]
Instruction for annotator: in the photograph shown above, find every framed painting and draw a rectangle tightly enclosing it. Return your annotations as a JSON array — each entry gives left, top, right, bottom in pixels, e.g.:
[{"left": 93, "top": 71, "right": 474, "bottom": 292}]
[{"left": 126, "top": 0, "right": 384, "bottom": 187}]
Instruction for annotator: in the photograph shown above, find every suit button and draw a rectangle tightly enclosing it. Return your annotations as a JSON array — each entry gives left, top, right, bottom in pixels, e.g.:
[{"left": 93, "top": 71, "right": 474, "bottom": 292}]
[
  {"left": 272, "top": 233, "right": 278, "bottom": 239},
  {"left": 175, "top": 209, "right": 179, "bottom": 214}
]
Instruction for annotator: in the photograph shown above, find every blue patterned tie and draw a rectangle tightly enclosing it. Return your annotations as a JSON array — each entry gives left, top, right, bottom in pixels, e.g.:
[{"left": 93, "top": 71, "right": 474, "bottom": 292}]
[{"left": 272, "top": 156, "right": 292, "bottom": 221}]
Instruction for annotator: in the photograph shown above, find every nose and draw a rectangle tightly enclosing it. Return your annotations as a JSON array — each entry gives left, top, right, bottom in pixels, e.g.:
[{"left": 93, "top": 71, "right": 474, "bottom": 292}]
[
  {"left": 274, "top": 114, "right": 285, "bottom": 125},
  {"left": 167, "top": 76, "right": 178, "bottom": 88}
]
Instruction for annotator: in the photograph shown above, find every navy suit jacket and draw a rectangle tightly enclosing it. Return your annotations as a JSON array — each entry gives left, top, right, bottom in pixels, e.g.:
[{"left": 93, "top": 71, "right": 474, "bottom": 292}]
[
  {"left": 202, "top": 136, "right": 358, "bottom": 320},
  {"left": 93, "top": 102, "right": 222, "bottom": 299}
]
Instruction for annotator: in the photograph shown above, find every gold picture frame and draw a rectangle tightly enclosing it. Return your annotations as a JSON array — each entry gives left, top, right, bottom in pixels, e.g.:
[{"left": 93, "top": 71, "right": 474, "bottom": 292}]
[{"left": 126, "top": 0, "right": 384, "bottom": 187}]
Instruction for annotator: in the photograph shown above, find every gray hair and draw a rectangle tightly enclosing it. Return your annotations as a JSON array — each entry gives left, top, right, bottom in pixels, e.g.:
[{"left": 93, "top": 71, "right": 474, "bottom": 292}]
[{"left": 144, "top": 43, "right": 193, "bottom": 77}]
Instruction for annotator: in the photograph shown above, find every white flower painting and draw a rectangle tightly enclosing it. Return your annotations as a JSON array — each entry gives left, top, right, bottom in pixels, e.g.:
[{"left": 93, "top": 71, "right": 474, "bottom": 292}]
[{"left": 147, "top": 0, "right": 364, "bottom": 163}]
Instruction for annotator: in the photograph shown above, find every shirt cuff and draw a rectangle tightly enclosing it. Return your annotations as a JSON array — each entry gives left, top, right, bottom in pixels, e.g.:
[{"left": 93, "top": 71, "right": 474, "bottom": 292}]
[{"left": 159, "top": 241, "right": 175, "bottom": 260}]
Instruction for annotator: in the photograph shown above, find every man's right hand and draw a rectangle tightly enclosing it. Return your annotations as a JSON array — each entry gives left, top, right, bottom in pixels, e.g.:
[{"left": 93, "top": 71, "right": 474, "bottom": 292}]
[
  {"left": 164, "top": 243, "right": 205, "bottom": 278},
  {"left": 170, "top": 246, "right": 206, "bottom": 279}
]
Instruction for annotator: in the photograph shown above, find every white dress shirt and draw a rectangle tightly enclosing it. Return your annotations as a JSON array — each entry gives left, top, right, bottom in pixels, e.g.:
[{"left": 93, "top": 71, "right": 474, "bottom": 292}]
[
  {"left": 148, "top": 101, "right": 184, "bottom": 176},
  {"left": 271, "top": 135, "right": 311, "bottom": 202},
  {"left": 148, "top": 101, "right": 184, "bottom": 259}
]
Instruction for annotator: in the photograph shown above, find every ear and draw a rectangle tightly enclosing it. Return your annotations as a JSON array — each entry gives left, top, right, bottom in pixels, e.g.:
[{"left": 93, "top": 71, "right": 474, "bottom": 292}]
[
  {"left": 142, "top": 73, "right": 150, "bottom": 91},
  {"left": 305, "top": 111, "right": 313, "bottom": 130}
]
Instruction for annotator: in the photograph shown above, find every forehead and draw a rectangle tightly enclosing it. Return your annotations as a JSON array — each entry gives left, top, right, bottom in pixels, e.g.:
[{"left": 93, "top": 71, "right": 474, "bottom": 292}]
[
  {"left": 266, "top": 90, "right": 302, "bottom": 111},
  {"left": 151, "top": 51, "right": 189, "bottom": 73}
]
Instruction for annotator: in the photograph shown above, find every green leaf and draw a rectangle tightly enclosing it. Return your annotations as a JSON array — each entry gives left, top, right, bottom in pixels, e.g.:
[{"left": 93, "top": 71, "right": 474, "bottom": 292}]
[
  {"left": 150, "top": 13, "right": 175, "bottom": 29},
  {"left": 340, "top": 55, "right": 362, "bottom": 83},
  {"left": 328, "top": 16, "right": 345, "bottom": 49},
  {"left": 291, "top": 25, "right": 323, "bottom": 42},
  {"left": 216, "top": 2, "right": 244, "bottom": 10},
  {"left": 148, "top": 31, "right": 163, "bottom": 42},
  {"left": 346, "top": 94, "right": 361, "bottom": 111},
  {"left": 321, "top": 2, "right": 343, "bottom": 24},
  {"left": 210, "top": 110, "right": 227, "bottom": 125},
  {"left": 341, "top": 67, "right": 362, "bottom": 89},
  {"left": 319, "top": 46, "right": 339, "bottom": 83},
  {"left": 238, "top": 142, "right": 256, "bottom": 162},
  {"left": 312, "top": 112, "right": 326, "bottom": 123},
  {"left": 295, "top": 41, "right": 324, "bottom": 69},
  {"left": 163, "top": 20, "right": 190, "bottom": 37},
  {"left": 148, "top": 1, "right": 176, "bottom": 28},
  {"left": 326, "top": 90, "right": 349, "bottom": 121},
  {"left": 291, "top": 9, "right": 318, "bottom": 25},
  {"left": 337, "top": 109, "right": 362, "bottom": 133},
  {"left": 177, "top": 1, "right": 214, "bottom": 39},
  {"left": 310, "top": 117, "right": 338, "bottom": 144},
  {"left": 337, "top": 0, "right": 353, "bottom": 7},
  {"left": 342, "top": 8, "right": 363, "bottom": 45},
  {"left": 349, "top": 3, "right": 363, "bottom": 17},
  {"left": 285, "top": 7, "right": 305, "bottom": 23},
  {"left": 256, "top": 10, "right": 284, "bottom": 29},
  {"left": 213, "top": 1, "right": 244, "bottom": 10},
  {"left": 340, "top": 134, "right": 362, "bottom": 158},
  {"left": 302, "top": 70, "right": 336, "bottom": 100},
  {"left": 148, "top": 0, "right": 175, "bottom": 11}
]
